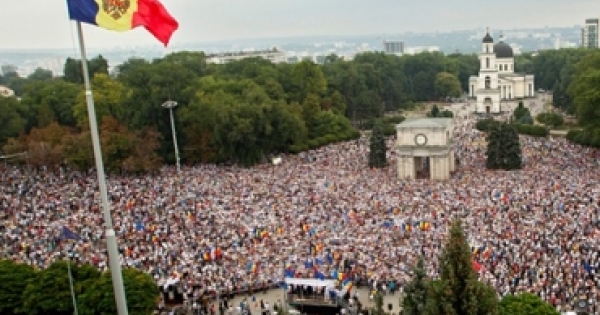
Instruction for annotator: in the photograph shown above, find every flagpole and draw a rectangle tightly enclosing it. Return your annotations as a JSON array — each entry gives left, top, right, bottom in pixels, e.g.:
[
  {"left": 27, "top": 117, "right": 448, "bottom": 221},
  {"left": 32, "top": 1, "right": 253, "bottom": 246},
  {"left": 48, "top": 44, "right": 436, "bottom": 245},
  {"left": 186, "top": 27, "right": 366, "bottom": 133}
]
[
  {"left": 66, "top": 252, "right": 80, "bottom": 315},
  {"left": 75, "top": 21, "right": 129, "bottom": 315}
]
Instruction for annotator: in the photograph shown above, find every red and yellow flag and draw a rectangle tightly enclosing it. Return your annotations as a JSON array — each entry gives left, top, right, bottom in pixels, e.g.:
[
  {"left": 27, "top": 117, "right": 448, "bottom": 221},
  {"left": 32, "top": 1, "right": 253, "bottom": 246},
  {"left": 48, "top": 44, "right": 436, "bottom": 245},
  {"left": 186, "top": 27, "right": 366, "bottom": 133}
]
[{"left": 66, "top": 0, "right": 179, "bottom": 46}]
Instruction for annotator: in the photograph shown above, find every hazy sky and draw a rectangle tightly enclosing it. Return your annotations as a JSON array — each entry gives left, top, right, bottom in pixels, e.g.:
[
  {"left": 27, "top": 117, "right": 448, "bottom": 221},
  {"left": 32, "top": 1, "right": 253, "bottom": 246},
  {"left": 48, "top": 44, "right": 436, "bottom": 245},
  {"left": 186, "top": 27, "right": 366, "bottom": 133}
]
[{"left": 1, "top": 0, "right": 598, "bottom": 49}]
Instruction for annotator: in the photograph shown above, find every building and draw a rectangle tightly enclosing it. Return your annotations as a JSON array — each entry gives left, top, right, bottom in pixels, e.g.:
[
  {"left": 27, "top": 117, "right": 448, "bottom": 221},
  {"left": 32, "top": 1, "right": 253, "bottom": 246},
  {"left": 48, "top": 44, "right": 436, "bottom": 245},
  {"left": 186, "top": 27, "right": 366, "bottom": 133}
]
[
  {"left": 1, "top": 64, "right": 18, "bottom": 76},
  {"left": 205, "top": 48, "right": 286, "bottom": 64},
  {"left": 383, "top": 40, "right": 404, "bottom": 55},
  {"left": 582, "top": 18, "right": 599, "bottom": 48},
  {"left": 0, "top": 85, "right": 15, "bottom": 97},
  {"left": 468, "top": 29, "right": 535, "bottom": 114},
  {"left": 396, "top": 118, "right": 455, "bottom": 181}
]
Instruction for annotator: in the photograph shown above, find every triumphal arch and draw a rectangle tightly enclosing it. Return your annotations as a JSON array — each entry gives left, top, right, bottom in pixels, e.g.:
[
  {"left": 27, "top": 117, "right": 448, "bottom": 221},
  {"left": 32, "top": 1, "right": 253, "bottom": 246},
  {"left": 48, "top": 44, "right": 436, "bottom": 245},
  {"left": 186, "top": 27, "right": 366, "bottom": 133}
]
[{"left": 395, "top": 118, "right": 455, "bottom": 180}]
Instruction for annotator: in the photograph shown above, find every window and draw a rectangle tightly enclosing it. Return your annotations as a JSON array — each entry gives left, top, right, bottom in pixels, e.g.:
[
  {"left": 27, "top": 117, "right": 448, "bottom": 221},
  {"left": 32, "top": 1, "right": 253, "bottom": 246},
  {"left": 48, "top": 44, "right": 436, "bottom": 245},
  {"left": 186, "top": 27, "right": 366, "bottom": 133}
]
[
  {"left": 486, "top": 58, "right": 490, "bottom": 69},
  {"left": 485, "top": 76, "right": 491, "bottom": 89}
]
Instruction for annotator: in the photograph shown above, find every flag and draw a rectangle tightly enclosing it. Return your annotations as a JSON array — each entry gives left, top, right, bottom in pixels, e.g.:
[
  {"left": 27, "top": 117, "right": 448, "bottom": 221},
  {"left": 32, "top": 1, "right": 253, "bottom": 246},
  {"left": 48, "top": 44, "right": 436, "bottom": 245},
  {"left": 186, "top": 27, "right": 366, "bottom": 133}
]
[
  {"left": 62, "top": 226, "right": 81, "bottom": 241},
  {"left": 66, "top": 0, "right": 179, "bottom": 46}
]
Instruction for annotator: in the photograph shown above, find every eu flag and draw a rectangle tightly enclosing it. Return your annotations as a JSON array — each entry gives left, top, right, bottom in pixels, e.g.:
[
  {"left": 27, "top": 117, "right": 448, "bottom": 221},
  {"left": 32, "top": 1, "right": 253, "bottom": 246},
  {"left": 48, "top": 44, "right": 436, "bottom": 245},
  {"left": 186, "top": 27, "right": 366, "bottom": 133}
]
[{"left": 62, "top": 226, "right": 81, "bottom": 241}]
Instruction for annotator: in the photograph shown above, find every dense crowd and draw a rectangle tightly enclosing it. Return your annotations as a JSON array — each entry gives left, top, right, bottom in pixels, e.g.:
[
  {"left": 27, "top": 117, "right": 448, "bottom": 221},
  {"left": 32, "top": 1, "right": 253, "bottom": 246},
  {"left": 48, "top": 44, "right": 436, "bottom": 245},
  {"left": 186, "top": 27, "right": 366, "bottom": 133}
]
[{"left": 1, "top": 112, "right": 599, "bottom": 313}]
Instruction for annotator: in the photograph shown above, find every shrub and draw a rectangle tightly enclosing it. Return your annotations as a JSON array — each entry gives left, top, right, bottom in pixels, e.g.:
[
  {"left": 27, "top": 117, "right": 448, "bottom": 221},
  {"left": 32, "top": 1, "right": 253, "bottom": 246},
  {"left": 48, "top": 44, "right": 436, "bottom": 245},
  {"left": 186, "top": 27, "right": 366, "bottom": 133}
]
[
  {"left": 382, "top": 115, "right": 405, "bottom": 124},
  {"left": 382, "top": 123, "right": 396, "bottom": 136},
  {"left": 536, "top": 112, "right": 564, "bottom": 128},
  {"left": 513, "top": 124, "right": 549, "bottom": 137},
  {"left": 475, "top": 119, "right": 499, "bottom": 132}
]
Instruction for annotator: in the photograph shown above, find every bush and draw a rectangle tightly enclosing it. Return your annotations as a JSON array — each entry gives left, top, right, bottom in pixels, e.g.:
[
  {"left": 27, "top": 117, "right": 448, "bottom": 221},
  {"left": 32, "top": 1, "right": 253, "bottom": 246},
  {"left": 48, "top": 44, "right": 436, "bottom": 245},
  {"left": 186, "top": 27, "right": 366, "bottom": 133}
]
[
  {"left": 566, "top": 127, "right": 600, "bottom": 147},
  {"left": 513, "top": 124, "right": 549, "bottom": 137},
  {"left": 348, "top": 129, "right": 361, "bottom": 140},
  {"left": 513, "top": 101, "right": 530, "bottom": 121},
  {"left": 536, "top": 112, "right": 564, "bottom": 128},
  {"left": 475, "top": 119, "right": 500, "bottom": 132},
  {"left": 323, "top": 134, "right": 338, "bottom": 144},
  {"left": 382, "top": 115, "right": 406, "bottom": 124},
  {"left": 566, "top": 129, "right": 581, "bottom": 143},
  {"left": 307, "top": 139, "right": 320, "bottom": 149},
  {"left": 382, "top": 123, "right": 396, "bottom": 136},
  {"left": 288, "top": 143, "right": 308, "bottom": 154},
  {"left": 517, "top": 112, "right": 533, "bottom": 125}
]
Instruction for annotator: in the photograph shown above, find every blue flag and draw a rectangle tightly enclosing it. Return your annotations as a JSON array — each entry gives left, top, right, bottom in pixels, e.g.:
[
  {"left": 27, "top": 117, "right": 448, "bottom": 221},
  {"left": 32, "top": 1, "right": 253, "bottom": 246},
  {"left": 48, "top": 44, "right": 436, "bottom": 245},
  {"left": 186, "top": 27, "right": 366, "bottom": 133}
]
[{"left": 62, "top": 226, "right": 81, "bottom": 241}]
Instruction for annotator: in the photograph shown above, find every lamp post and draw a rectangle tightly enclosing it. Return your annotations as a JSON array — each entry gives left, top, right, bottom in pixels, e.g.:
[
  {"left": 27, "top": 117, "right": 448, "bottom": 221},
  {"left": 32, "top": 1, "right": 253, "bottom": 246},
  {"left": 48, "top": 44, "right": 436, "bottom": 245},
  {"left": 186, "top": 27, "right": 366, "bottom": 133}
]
[{"left": 162, "top": 100, "right": 181, "bottom": 174}]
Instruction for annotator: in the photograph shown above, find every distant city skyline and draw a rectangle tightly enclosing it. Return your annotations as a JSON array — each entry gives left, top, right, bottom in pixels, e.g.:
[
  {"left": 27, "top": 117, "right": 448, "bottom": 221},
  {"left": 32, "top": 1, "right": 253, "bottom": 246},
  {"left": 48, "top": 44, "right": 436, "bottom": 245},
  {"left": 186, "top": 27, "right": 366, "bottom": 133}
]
[{"left": 1, "top": 0, "right": 598, "bottom": 50}]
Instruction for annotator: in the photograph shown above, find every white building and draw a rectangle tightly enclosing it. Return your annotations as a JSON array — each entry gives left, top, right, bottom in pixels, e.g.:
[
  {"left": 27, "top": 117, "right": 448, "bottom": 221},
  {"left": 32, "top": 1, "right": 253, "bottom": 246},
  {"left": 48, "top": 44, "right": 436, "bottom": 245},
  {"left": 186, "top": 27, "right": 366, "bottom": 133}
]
[
  {"left": 0, "top": 85, "right": 15, "bottom": 97},
  {"left": 383, "top": 40, "right": 404, "bottom": 55},
  {"left": 582, "top": 18, "right": 599, "bottom": 48},
  {"left": 205, "top": 48, "right": 286, "bottom": 64},
  {"left": 468, "top": 29, "right": 535, "bottom": 114}
]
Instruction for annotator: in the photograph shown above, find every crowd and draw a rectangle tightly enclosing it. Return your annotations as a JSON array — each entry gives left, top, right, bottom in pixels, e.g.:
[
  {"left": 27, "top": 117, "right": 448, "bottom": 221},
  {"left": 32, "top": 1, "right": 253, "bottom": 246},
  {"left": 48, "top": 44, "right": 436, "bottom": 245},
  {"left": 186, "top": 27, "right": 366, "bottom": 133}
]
[{"left": 1, "top": 113, "right": 599, "bottom": 313}]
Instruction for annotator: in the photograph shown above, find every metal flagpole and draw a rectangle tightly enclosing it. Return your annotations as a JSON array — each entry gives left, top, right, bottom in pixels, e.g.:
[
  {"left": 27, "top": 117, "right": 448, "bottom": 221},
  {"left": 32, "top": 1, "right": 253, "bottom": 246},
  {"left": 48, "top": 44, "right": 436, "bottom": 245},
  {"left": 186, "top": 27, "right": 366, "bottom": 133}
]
[
  {"left": 66, "top": 252, "right": 80, "bottom": 315},
  {"left": 75, "top": 21, "right": 129, "bottom": 315}
]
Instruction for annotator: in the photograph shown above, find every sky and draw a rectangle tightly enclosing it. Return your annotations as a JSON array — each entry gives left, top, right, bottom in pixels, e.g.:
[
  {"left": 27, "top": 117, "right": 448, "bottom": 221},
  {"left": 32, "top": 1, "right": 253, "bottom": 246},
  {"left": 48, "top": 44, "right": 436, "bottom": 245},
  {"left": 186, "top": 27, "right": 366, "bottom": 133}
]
[{"left": 0, "top": 0, "right": 598, "bottom": 50}]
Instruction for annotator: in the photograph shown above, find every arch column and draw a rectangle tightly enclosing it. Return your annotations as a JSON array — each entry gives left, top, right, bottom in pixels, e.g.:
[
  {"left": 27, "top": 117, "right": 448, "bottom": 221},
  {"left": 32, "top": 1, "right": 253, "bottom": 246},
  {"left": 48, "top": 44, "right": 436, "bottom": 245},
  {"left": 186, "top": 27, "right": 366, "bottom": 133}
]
[
  {"left": 429, "top": 154, "right": 450, "bottom": 180},
  {"left": 449, "top": 150, "right": 456, "bottom": 172},
  {"left": 397, "top": 155, "right": 416, "bottom": 180}
]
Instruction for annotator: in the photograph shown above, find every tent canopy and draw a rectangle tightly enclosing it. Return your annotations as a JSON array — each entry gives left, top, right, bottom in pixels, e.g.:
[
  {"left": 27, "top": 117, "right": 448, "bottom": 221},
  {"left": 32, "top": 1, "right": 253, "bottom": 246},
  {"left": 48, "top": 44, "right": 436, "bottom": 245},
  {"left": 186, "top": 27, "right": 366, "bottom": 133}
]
[{"left": 285, "top": 278, "right": 336, "bottom": 287}]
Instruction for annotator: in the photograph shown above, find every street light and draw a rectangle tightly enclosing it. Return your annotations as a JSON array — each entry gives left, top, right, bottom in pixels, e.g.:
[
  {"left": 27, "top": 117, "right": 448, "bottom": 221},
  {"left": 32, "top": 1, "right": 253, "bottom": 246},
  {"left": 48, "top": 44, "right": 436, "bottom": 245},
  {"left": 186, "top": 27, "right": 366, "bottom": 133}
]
[{"left": 162, "top": 100, "right": 181, "bottom": 174}]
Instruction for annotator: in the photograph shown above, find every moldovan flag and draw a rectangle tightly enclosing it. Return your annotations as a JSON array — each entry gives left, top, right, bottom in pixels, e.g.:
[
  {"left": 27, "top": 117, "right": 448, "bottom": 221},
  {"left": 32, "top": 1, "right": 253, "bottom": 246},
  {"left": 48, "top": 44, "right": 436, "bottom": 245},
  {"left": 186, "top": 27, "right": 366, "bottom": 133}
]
[{"left": 66, "top": 0, "right": 179, "bottom": 46}]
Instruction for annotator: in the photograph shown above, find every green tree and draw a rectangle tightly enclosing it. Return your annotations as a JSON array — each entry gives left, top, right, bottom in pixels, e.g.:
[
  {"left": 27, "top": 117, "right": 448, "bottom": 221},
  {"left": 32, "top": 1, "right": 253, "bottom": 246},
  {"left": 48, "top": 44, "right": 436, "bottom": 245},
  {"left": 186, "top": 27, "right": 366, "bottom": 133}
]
[
  {"left": 536, "top": 112, "right": 564, "bottom": 129},
  {"left": 434, "top": 72, "right": 462, "bottom": 99},
  {"left": 63, "top": 55, "right": 109, "bottom": 84},
  {"left": 427, "top": 219, "right": 499, "bottom": 315},
  {"left": 402, "top": 257, "right": 429, "bottom": 315},
  {"left": 513, "top": 102, "right": 530, "bottom": 122},
  {"left": 568, "top": 51, "right": 600, "bottom": 128},
  {"left": 27, "top": 68, "right": 53, "bottom": 81},
  {"left": 486, "top": 122, "right": 522, "bottom": 170},
  {"left": 73, "top": 73, "right": 127, "bottom": 128},
  {"left": 0, "top": 260, "right": 37, "bottom": 315},
  {"left": 78, "top": 268, "right": 159, "bottom": 315},
  {"left": 369, "top": 119, "right": 387, "bottom": 168},
  {"left": 21, "top": 260, "right": 100, "bottom": 315},
  {"left": 499, "top": 293, "right": 559, "bottom": 315},
  {"left": 290, "top": 60, "right": 327, "bottom": 103},
  {"left": 0, "top": 96, "right": 27, "bottom": 147},
  {"left": 428, "top": 105, "right": 440, "bottom": 117},
  {"left": 373, "top": 291, "right": 385, "bottom": 315}
]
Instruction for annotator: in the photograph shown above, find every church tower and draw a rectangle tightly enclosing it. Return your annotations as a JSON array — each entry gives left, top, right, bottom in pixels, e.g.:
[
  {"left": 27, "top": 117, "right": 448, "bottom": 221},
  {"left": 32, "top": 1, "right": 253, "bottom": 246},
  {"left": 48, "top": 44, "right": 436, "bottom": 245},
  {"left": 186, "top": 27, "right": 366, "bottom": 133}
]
[{"left": 475, "top": 28, "right": 501, "bottom": 113}]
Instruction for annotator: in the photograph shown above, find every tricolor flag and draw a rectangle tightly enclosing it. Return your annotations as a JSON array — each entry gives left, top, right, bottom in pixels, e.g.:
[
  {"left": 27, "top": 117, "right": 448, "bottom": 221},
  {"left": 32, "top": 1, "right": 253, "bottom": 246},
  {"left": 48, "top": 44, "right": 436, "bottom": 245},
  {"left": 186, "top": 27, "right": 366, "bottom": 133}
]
[
  {"left": 66, "top": 0, "right": 179, "bottom": 46},
  {"left": 61, "top": 226, "right": 81, "bottom": 241}
]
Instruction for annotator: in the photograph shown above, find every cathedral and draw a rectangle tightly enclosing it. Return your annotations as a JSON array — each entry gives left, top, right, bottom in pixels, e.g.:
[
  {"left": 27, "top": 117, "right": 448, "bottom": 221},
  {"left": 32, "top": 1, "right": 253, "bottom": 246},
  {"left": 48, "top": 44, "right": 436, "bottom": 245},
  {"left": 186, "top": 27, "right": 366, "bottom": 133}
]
[{"left": 469, "top": 29, "right": 535, "bottom": 114}]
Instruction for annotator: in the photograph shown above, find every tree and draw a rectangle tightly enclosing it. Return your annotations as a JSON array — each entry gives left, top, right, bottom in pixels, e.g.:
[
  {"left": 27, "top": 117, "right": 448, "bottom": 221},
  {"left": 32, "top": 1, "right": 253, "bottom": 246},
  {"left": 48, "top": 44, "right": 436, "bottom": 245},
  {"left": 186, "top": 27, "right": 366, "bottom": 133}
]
[
  {"left": 73, "top": 73, "right": 126, "bottom": 128},
  {"left": 78, "top": 268, "right": 159, "bottom": 315},
  {"left": 486, "top": 122, "right": 522, "bottom": 170},
  {"left": 21, "top": 260, "right": 101, "bottom": 315},
  {"left": 402, "top": 257, "right": 429, "bottom": 315},
  {"left": 0, "top": 96, "right": 27, "bottom": 147},
  {"left": 536, "top": 112, "right": 564, "bottom": 129},
  {"left": 373, "top": 291, "right": 385, "bottom": 315},
  {"left": 569, "top": 51, "right": 600, "bottom": 128},
  {"left": 499, "top": 293, "right": 559, "bottom": 315},
  {"left": 427, "top": 219, "right": 499, "bottom": 315},
  {"left": 0, "top": 260, "right": 37, "bottom": 315},
  {"left": 369, "top": 119, "right": 387, "bottom": 168},
  {"left": 434, "top": 72, "right": 462, "bottom": 99},
  {"left": 428, "top": 105, "right": 440, "bottom": 118},
  {"left": 27, "top": 68, "right": 53, "bottom": 81},
  {"left": 63, "top": 55, "right": 109, "bottom": 84},
  {"left": 513, "top": 102, "right": 530, "bottom": 122}
]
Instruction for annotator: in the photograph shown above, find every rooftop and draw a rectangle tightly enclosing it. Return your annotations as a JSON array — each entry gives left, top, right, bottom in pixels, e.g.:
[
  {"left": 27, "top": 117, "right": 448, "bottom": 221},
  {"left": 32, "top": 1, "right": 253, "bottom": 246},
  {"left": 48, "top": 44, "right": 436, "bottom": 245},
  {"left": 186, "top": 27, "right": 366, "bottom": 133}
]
[{"left": 396, "top": 117, "right": 453, "bottom": 129}]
